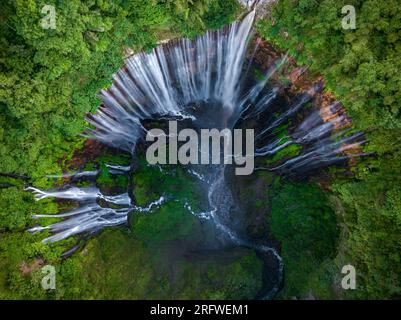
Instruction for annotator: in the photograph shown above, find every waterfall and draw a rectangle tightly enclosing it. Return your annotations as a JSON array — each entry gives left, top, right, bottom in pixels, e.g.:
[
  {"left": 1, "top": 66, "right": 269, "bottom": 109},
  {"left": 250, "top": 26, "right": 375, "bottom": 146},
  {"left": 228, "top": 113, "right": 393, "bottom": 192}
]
[
  {"left": 26, "top": 9, "right": 366, "bottom": 299},
  {"left": 84, "top": 10, "right": 256, "bottom": 153},
  {"left": 27, "top": 9, "right": 258, "bottom": 244}
]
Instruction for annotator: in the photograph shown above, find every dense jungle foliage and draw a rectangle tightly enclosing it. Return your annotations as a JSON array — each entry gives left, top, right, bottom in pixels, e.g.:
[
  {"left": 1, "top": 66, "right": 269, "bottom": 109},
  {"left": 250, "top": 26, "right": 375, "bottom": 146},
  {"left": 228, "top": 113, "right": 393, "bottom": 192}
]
[
  {"left": 258, "top": 0, "right": 401, "bottom": 298},
  {"left": 0, "top": 0, "right": 248, "bottom": 299},
  {"left": 0, "top": 0, "right": 400, "bottom": 300}
]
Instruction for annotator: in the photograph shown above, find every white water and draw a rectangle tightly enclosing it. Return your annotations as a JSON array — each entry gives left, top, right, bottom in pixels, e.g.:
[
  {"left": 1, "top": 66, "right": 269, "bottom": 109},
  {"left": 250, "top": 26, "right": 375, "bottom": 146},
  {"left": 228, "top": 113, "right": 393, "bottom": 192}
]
[
  {"left": 26, "top": 9, "right": 366, "bottom": 299},
  {"left": 269, "top": 132, "right": 366, "bottom": 173},
  {"left": 46, "top": 171, "right": 100, "bottom": 179},
  {"left": 28, "top": 11, "right": 259, "bottom": 243},
  {"left": 84, "top": 11, "right": 256, "bottom": 152},
  {"left": 27, "top": 184, "right": 165, "bottom": 243},
  {"left": 255, "top": 103, "right": 351, "bottom": 158},
  {"left": 105, "top": 164, "right": 131, "bottom": 174}
]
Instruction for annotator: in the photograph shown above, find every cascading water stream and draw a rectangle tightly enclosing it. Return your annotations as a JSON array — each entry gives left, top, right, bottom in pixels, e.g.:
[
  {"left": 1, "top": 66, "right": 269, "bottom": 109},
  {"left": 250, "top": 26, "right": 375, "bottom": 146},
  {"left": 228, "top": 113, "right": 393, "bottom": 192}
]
[{"left": 26, "top": 9, "right": 366, "bottom": 299}]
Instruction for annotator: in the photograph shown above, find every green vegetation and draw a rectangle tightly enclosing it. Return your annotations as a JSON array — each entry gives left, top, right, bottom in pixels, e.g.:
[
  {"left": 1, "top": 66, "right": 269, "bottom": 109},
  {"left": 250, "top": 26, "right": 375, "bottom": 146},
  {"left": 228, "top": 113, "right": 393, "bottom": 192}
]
[
  {"left": 266, "top": 143, "right": 301, "bottom": 165},
  {"left": 80, "top": 229, "right": 263, "bottom": 300},
  {"left": 1, "top": 0, "right": 400, "bottom": 300},
  {"left": 1, "top": 226, "right": 263, "bottom": 299},
  {"left": 0, "top": 0, "right": 245, "bottom": 300},
  {"left": 130, "top": 158, "right": 202, "bottom": 244},
  {"left": 131, "top": 157, "right": 200, "bottom": 207},
  {"left": 268, "top": 178, "right": 339, "bottom": 298},
  {"left": 0, "top": 0, "right": 239, "bottom": 181},
  {"left": 167, "top": 0, "right": 241, "bottom": 37},
  {"left": 258, "top": 0, "right": 401, "bottom": 298},
  {"left": 94, "top": 154, "right": 131, "bottom": 191}
]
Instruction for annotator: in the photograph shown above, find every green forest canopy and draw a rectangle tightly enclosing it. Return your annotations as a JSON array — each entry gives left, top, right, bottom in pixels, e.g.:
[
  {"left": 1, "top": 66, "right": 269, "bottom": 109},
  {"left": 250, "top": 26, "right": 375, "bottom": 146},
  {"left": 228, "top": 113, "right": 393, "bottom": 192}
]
[
  {"left": 0, "top": 0, "right": 242, "bottom": 299},
  {"left": 0, "top": 0, "right": 400, "bottom": 299},
  {"left": 257, "top": 0, "right": 401, "bottom": 298}
]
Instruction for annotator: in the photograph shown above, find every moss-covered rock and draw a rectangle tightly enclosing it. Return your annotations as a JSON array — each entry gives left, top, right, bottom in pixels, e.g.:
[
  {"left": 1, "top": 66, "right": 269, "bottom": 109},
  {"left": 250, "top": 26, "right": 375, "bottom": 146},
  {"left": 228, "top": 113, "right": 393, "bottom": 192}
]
[{"left": 78, "top": 229, "right": 263, "bottom": 299}]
